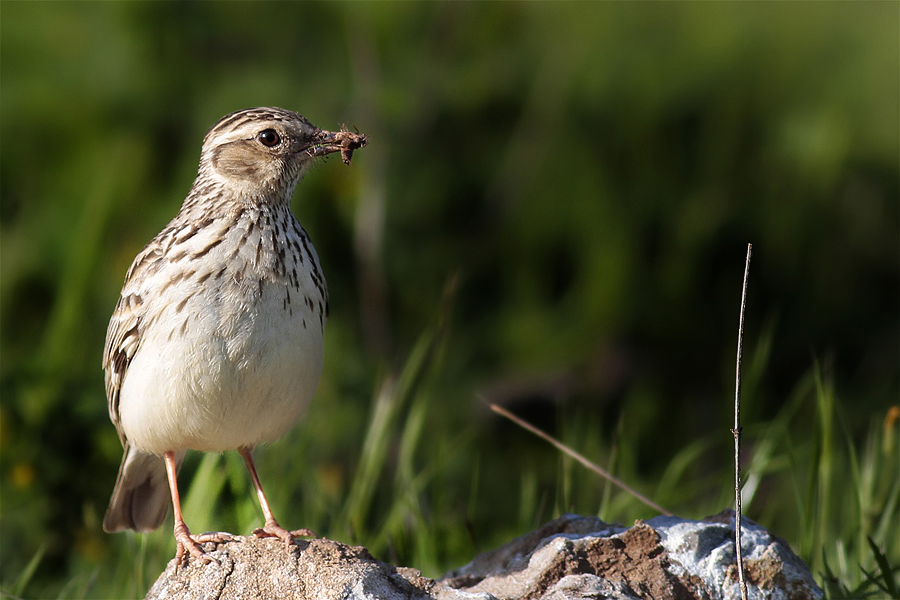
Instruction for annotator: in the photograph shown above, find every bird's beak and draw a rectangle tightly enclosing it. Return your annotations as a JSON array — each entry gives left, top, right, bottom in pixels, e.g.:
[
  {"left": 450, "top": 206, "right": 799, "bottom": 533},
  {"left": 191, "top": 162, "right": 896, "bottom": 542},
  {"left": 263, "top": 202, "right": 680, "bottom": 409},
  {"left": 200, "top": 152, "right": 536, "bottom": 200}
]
[{"left": 304, "top": 127, "right": 368, "bottom": 165}]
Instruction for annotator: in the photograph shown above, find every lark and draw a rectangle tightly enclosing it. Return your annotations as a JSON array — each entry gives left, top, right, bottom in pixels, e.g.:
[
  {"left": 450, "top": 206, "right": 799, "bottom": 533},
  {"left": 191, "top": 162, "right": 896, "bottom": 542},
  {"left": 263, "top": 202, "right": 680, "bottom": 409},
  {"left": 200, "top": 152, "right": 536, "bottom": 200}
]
[{"left": 102, "top": 107, "right": 366, "bottom": 565}]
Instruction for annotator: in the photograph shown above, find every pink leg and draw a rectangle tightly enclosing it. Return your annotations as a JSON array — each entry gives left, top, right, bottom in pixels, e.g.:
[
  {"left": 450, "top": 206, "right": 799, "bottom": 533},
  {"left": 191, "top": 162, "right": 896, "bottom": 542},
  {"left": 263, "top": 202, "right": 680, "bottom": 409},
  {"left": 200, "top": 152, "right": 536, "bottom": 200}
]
[
  {"left": 238, "top": 446, "right": 317, "bottom": 548},
  {"left": 164, "top": 451, "right": 231, "bottom": 566}
]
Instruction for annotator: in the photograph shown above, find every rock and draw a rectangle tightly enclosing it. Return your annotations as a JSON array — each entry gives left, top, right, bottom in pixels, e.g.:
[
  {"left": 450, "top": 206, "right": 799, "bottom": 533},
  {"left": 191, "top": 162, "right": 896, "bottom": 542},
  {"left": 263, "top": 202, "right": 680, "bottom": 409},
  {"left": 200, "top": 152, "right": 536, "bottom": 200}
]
[
  {"left": 146, "top": 511, "right": 823, "bottom": 600},
  {"left": 146, "top": 537, "right": 443, "bottom": 600},
  {"left": 443, "top": 511, "right": 823, "bottom": 600}
]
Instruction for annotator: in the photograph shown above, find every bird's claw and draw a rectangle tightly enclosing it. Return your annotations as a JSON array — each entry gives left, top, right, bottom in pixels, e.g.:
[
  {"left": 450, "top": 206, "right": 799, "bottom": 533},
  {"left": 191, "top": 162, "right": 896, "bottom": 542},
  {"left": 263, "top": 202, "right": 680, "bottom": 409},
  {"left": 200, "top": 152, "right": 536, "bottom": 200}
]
[
  {"left": 252, "top": 520, "right": 317, "bottom": 549},
  {"left": 173, "top": 525, "right": 233, "bottom": 569}
]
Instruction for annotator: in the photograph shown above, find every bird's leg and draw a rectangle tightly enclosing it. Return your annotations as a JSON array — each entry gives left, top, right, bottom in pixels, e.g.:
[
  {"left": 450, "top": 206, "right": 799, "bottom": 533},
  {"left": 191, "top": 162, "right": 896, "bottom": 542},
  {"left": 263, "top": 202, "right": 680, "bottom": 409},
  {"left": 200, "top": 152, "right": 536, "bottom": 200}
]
[
  {"left": 164, "top": 451, "right": 231, "bottom": 567},
  {"left": 238, "top": 446, "right": 317, "bottom": 548}
]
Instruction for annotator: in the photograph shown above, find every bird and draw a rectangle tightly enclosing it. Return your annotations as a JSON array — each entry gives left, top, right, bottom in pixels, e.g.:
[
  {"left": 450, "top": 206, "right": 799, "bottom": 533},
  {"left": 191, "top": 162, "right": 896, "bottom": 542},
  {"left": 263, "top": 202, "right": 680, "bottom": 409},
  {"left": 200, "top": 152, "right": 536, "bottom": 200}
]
[{"left": 101, "top": 107, "right": 367, "bottom": 565}]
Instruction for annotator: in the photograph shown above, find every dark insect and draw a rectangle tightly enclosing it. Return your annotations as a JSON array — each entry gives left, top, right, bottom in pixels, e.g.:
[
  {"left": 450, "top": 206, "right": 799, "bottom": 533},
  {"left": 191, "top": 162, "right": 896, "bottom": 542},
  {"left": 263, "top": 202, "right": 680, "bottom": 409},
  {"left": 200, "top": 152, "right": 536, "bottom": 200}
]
[{"left": 337, "top": 124, "right": 367, "bottom": 165}]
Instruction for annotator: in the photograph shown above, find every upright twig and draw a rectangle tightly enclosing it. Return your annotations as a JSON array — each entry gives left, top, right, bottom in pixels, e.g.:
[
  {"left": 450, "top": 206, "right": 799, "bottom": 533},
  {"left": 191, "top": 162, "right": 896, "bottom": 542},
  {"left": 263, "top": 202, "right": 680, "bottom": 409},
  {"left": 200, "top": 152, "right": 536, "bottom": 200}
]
[{"left": 733, "top": 243, "right": 752, "bottom": 600}]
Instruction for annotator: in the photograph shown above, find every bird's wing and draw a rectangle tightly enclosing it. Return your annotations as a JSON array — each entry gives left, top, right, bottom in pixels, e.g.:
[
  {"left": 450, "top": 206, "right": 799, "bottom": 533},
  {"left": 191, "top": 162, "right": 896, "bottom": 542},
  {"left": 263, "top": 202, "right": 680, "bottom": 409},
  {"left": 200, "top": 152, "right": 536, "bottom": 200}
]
[{"left": 102, "top": 235, "right": 172, "bottom": 446}]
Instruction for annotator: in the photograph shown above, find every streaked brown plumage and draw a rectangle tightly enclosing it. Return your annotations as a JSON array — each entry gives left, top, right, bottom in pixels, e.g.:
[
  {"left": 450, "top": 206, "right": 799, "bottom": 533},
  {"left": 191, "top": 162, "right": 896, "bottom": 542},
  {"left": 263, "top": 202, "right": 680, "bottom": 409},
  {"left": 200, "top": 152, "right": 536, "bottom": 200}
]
[{"left": 102, "top": 107, "right": 366, "bottom": 564}]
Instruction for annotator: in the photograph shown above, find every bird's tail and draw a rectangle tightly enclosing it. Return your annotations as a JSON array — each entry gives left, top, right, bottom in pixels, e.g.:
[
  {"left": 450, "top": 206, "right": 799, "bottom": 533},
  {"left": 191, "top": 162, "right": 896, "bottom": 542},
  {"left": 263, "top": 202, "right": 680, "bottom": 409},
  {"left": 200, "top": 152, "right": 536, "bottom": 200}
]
[{"left": 103, "top": 444, "right": 182, "bottom": 533}]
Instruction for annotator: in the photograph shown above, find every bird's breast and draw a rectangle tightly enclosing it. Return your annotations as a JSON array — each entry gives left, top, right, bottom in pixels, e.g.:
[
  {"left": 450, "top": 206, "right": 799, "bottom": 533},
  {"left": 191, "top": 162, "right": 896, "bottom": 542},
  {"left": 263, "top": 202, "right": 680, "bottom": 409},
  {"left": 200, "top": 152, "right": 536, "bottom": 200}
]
[{"left": 117, "top": 207, "right": 327, "bottom": 454}]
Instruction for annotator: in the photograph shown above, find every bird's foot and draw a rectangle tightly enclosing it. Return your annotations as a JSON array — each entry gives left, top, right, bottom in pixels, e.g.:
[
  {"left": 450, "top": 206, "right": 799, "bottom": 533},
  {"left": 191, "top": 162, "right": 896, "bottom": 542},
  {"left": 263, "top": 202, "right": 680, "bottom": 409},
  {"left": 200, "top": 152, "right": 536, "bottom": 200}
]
[
  {"left": 252, "top": 519, "right": 317, "bottom": 549},
  {"left": 173, "top": 523, "right": 233, "bottom": 568}
]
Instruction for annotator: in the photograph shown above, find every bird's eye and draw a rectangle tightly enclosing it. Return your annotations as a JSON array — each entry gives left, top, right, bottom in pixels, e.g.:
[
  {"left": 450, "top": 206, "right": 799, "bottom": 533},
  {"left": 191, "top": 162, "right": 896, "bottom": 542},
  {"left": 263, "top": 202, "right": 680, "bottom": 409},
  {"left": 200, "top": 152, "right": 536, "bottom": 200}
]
[{"left": 257, "top": 129, "right": 281, "bottom": 147}]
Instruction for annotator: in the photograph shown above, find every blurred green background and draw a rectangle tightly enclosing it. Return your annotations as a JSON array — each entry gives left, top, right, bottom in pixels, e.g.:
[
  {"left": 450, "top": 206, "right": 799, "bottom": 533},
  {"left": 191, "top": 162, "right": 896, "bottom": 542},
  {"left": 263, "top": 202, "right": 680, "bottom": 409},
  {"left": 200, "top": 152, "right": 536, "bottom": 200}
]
[{"left": 1, "top": 2, "right": 897, "bottom": 598}]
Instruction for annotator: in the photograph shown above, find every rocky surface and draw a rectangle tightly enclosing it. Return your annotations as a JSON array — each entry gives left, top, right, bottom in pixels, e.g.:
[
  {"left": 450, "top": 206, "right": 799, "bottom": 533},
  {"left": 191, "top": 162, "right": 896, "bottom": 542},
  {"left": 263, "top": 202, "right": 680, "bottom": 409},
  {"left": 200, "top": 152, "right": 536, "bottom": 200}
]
[{"left": 146, "top": 511, "right": 823, "bottom": 600}]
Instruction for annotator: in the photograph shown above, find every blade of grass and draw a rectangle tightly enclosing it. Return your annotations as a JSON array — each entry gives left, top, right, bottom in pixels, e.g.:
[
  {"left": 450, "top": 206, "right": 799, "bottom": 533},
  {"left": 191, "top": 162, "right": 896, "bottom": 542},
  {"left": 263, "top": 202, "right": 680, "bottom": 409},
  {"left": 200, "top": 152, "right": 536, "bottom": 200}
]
[
  {"left": 805, "top": 361, "right": 835, "bottom": 576},
  {"left": 342, "top": 278, "right": 454, "bottom": 538},
  {"left": 820, "top": 550, "right": 852, "bottom": 600},
  {"left": 10, "top": 542, "right": 46, "bottom": 597},
  {"left": 866, "top": 536, "right": 899, "bottom": 598},
  {"left": 874, "top": 476, "right": 900, "bottom": 550},
  {"left": 598, "top": 414, "right": 624, "bottom": 521},
  {"left": 655, "top": 435, "right": 713, "bottom": 507},
  {"left": 183, "top": 452, "right": 227, "bottom": 535}
]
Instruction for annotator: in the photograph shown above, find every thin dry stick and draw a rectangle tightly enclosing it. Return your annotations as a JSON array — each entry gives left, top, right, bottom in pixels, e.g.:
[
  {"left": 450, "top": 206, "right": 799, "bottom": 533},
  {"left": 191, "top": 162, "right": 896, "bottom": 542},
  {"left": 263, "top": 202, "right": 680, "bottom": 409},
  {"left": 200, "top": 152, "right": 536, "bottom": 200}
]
[
  {"left": 489, "top": 402, "right": 673, "bottom": 516},
  {"left": 733, "top": 243, "right": 752, "bottom": 600}
]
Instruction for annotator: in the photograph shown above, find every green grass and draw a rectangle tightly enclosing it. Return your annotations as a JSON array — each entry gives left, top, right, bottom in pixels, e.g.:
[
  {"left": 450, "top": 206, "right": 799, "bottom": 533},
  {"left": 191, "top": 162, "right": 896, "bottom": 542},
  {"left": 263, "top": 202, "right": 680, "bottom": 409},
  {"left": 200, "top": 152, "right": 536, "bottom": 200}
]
[
  {"left": 3, "top": 311, "right": 896, "bottom": 599},
  {"left": 1, "top": 4, "right": 896, "bottom": 598}
]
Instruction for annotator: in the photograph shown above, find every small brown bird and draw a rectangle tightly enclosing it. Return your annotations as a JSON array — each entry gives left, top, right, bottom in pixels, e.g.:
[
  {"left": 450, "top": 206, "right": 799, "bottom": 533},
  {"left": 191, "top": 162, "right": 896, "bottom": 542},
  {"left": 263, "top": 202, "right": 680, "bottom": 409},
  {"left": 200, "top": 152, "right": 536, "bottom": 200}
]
[{"left": 102, "top": 107, "right": 366, "bottom": 564}]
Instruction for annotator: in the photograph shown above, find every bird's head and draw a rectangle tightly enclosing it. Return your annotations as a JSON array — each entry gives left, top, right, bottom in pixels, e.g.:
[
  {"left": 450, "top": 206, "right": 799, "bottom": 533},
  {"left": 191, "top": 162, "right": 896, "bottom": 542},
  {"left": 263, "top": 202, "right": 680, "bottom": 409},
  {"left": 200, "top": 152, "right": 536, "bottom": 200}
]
[{"left": 197, "top": 107, "right": 367, "bottom": 201}]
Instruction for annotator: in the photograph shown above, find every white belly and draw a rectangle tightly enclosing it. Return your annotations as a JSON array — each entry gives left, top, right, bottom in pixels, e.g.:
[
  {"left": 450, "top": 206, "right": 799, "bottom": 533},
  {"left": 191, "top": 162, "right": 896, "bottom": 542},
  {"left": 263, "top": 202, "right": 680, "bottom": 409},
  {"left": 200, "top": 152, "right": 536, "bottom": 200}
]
[{"left": 118, "top": 265, "right": 324, "bottom": 455}]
